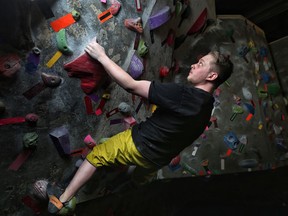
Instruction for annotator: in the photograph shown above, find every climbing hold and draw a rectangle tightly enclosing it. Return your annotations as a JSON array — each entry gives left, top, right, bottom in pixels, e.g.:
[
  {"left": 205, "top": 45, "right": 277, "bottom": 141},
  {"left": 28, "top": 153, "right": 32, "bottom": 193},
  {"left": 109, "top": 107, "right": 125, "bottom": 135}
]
[
  {"left": 237, "top": 45, "right": 250, "bottom": 63},
  {"left": 32, "top": 47, "right": 41, "bottom": 55},
  {"left": 56, "top": 29, "right": 73, "bottom": 55},
  {"left": 137, "top": 39, "right": 149, "bottom": 57},
  {"left": 58, "top": 197, "right": 76, "bottom": 215},
  {"left": 109, "top": 0, "right": 121, "bottom": 15},
  {"left": 41, "top": 72, "right": 62, "bottom": 88},
  {"left": 159, "top": 66, "right": 169, "bottom": 78},
  {"left": 224, "top": 131, "right": 239, "bottom": 150},
  {"left": 49, "top": 126, "right": 71, "bottom": 156},
  {"left": 31, "top": 179, "right": 48, "bottom": 200},
  {"left": 71, "top": 10, "right": 81, "bottom": 21},
  {"left": 242, "top": 87, "right": 252, "bottom": 101},
  {"left": 23, "top": 132, "right": 39, "bottom": 149},
  {"left": 124, "top": 17, "right": 143, "bottom": 34},
  {"left": 50, "top": 13, "right": 77, "bottom": 32},
  {"left": 25, "top": 113, "right": 39, "bottom": 123},
  {"left": 168, "top": 155, "right": 181, "bottom": 171},
  {"left": 84, "top": 134, "right": 96, "bottom": 149},
  {"left": 118, "top": 102, "right": 131, "bottom": 115},
  {"left": 175, "top": 1, "right": 183, "bottom": 17},
  {"left": 243, "top": 103, "right": 255, "bottom": 115},
  {"left": 128, "top": 54, "right": 144, "bottom": 79},
  {"left": 0, "top": 53, "right": 21, "bottom": 78},
  {"left": 98, "top": 9, "right": 113, "bottom": 24},
  {"left": 148, "top": 6, "right": 171, "bottom": 30}
]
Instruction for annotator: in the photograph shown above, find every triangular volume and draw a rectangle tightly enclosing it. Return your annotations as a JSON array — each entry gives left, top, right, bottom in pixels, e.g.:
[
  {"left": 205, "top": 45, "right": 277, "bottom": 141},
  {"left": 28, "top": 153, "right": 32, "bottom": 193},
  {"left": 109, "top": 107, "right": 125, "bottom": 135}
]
[
  {"left": 148, "top": 6, "right": 171, "bottom": 30},
  {"left": 64, "top": 52, "right": 109, "bottom": 94}
]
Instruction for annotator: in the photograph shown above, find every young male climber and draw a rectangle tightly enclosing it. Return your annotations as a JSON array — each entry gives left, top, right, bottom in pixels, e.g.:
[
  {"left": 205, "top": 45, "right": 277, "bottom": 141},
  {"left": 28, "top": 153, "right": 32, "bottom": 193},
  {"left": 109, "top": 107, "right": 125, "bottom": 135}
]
[{"left": 47, "top": 38, "right": 233, "bottom": 214}]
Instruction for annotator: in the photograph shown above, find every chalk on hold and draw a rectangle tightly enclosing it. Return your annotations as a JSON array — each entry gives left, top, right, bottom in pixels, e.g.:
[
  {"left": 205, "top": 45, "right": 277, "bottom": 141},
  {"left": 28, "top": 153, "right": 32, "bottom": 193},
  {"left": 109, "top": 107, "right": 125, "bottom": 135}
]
[
  {"left": 49, "top": 126, "right": 71, "bottom": 156},
  {"left": 124, "top": 17, "right": 143, "bottom": 34}
]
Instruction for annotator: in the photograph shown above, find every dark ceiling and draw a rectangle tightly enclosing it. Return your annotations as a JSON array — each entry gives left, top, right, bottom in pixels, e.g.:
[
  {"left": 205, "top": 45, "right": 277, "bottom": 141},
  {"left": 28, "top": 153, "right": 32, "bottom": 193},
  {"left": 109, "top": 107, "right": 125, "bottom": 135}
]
[{"left": 215, "top": 0, "right": 288, "bottom": 43}]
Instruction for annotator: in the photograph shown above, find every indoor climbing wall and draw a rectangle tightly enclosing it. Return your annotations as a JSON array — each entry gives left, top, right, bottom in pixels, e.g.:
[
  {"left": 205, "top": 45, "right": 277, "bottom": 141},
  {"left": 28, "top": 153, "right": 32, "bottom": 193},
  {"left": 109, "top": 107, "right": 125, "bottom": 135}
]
[
  {"left": 270, "top": 36, "right": 288, "bottom": 108},
  {"left": 159, "top": 15, "right": 288, "bottom": 179},
  {"left": 0, "top": 0, "right": 288, "bottom": 215}
]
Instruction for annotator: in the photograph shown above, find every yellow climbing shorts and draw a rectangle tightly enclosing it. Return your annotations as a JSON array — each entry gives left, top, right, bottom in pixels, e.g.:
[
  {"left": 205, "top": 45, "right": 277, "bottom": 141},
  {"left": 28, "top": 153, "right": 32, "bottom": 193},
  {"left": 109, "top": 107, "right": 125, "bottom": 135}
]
[{"left": 86, "top": 128, "right": 154, "bottom": 169}]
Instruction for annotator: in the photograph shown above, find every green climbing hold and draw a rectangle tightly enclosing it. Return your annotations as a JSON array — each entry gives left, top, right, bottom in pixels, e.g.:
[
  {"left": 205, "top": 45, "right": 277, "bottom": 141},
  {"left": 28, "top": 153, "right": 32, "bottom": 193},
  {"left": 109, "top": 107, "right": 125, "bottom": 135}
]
[
  {"left": 71, "top": 10, "right": 81, "bottom": 21},
  {"left": 23, "top": 132, "right": 39, "bottom": 149},
  {"left": 232, "top": 104, "right": 244, "bottom": 114},
  {"left": 56, "top": 29, "right": 73, "bottom": 55},
  {"left": 137, "top": 39, "right": 149, "bottom": 57}
]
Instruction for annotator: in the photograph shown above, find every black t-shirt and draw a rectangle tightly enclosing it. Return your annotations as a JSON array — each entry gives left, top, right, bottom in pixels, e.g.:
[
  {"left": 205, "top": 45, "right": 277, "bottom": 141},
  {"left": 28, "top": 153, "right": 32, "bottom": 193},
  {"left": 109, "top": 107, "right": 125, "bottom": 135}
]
[{"left": 132, "top": 81, "right": 214, "bottom": 167}]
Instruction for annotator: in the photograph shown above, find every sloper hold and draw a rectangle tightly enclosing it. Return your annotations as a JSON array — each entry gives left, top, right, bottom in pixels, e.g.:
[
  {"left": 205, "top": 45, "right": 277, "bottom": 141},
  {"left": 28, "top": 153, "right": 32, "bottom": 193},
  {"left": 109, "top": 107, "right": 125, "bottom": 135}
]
[
  {"left": 64, "top": 52, "right": 109, "bottom": 94},
  {"left": 128, "top": 54, "right": 144, "bottom": 79},
  {"left": 148, "top": 6, "right": 171, "bottom": 30},
  {"left": 56, "top": 29, "right": 73, "bottom": 55}
]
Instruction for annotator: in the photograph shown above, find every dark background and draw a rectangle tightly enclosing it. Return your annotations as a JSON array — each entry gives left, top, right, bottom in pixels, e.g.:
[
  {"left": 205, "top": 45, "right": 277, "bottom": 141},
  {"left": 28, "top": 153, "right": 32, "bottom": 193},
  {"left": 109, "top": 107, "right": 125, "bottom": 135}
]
[{"left": 215, "top": 0, "right": 288, "bottom": 42}]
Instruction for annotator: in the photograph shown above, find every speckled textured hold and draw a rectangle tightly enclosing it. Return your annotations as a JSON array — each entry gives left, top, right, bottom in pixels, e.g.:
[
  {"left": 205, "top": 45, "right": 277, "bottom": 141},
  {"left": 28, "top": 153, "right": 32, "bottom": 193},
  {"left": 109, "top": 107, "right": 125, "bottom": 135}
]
[
  {"left": 109, "top": 0, "right": 121, "bottom": 15},
  {"left": 31, "top": 179, "right": 48, "bottom": 200},
  {"left": 124, "top": 17, "right": 143, "bottom": 34}
]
